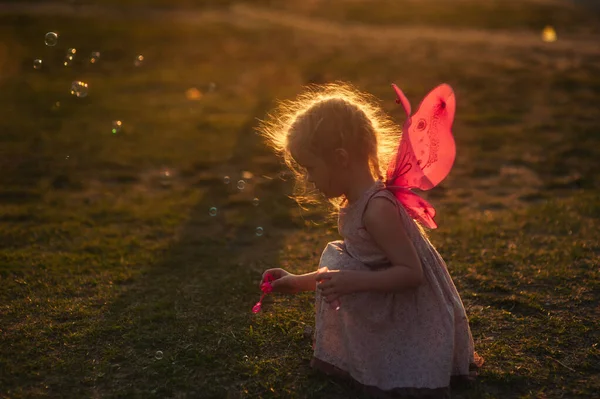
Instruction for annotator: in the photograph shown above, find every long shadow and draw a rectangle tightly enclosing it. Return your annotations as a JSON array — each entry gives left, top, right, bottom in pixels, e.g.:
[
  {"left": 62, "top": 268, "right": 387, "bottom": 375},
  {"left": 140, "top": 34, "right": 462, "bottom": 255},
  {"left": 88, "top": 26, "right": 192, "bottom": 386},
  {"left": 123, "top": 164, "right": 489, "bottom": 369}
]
[
  {"left": 0, "top": 14, "right": 336, "bottom": 398},
  {"left": 48, "top": 98, "right": 307, "bottom": 397}
]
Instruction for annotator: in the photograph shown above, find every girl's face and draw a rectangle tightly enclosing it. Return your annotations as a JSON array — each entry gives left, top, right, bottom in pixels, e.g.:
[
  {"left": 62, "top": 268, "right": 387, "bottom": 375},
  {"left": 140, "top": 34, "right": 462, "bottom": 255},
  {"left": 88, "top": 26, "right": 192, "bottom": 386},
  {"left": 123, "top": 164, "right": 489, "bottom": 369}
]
[{"left": 290, "top": 143, "right": 345, "bottom": 199}]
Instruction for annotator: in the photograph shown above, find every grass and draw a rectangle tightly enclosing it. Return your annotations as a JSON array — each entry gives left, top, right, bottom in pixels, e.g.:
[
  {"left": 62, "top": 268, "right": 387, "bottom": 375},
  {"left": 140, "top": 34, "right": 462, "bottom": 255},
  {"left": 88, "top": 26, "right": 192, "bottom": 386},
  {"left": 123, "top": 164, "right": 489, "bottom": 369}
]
[
  {"left": 248, "top": 0, "right": 600, "bottom": 34},
  {"left": 7, "top": 0, "right": 600, "bottom": 33},
  {"left": 0, "top": 1, "right": 599, "bottom": 398}
]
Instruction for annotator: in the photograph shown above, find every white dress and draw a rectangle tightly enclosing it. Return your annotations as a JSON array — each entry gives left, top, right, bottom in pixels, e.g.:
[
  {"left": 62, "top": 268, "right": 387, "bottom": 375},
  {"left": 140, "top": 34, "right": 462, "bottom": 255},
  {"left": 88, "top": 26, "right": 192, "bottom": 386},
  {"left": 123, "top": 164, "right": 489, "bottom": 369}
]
[{"left": 311, "top": 180, "right": 482, "bottom": 397}]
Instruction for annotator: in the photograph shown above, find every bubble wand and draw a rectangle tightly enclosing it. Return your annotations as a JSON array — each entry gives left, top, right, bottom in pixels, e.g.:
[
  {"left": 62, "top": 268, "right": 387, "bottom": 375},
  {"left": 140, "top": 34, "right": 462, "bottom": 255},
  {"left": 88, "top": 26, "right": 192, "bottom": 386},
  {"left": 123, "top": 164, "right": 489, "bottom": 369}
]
[{"left": 252, "top": 273, "right": 274, "bottom": 313}]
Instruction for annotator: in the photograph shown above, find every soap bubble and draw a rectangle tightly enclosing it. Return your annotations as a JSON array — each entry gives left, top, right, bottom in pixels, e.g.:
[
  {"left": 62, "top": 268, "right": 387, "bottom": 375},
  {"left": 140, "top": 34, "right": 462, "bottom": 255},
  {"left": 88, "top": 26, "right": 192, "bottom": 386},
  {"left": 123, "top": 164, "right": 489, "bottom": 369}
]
[
  {"left": 63, "top": 55, "right": 74, "bottom": 67},
  {"left": 65, "top": 155, "right": 70, "bottom": 160},
  {"left": 90, "top": 51, "right": 100, "bottom": 63},
  {"left": 237, "top": 180, "right": 246, "bottom": 191},
  {"left": 70, "top": 81, "right": 88, "bottom": 98},
  {"left": 33, "top": 59, "right": 42, "bottom": 70},
  {"left": 155, "top": 351, "right": 163, "bottom": 360},
  {"left": 209, "top": 207, "right": 218, "bottom": 216},
  {"left": 208, "top": 82, "right": 216, "bottom": 92},
  {"left": 44, "top": 32, "right": 58, "bottom": 46},
  {"left": 252, "top": 198, "right": 259, "bottom": 207},
  {"left": 134, "top": 55, "right": 144, "bottom": 67},
  {"left": 111, "top": 120, "right": 122, "bottom": 134},
  {"left": 64, "top": 48, "right": 76, "bottom": 66},
  {"left": 255, "top": 227, "right": 264, "bottom": 236},
  {"left": 158, "top": 169, "right": 172, "bottom": 187},
  {"left": 223, "top": 176, "right": 230, "bottom": 184}
]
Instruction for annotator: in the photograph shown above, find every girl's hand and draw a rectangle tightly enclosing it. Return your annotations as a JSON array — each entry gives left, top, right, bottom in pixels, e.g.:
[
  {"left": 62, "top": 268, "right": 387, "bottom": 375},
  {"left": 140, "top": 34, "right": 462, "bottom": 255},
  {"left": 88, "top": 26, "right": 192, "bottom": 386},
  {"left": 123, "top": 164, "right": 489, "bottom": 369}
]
[
  {"left": 316, "top": 268, "right": 362, "bottom": 304},
  {"left": 260, "top": 268, "right": 299, "bottom": 294}
]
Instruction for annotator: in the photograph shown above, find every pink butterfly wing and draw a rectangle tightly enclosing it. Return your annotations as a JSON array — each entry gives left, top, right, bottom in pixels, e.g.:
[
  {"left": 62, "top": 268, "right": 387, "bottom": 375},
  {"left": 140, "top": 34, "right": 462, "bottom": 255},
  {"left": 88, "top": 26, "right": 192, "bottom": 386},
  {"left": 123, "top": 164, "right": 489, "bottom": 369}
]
[
  {"left": 393, "top": 84, "right": 411, "bottom": 117},
  {"left": 388, "top": 187, "right": 438, "bottom": 229},
  {"left": 387, "top": 84, "right": 456, "bottom": 191}
]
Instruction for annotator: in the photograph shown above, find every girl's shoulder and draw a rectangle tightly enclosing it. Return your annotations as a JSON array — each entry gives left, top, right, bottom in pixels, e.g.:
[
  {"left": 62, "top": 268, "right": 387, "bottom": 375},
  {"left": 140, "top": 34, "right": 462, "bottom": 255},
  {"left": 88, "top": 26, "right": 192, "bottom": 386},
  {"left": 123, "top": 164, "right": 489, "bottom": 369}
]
[
  {"left": 362, "top": 187, "right": 401, "bottom": 225},
  {"left": 363, "top": 187, "right": 415, "bottom": 231},
  {"left": 366, "top": 187, "right": 429, "bottom": 239},
  {"left": 365, "top": 186, "right": 399, "bottom": 212}
]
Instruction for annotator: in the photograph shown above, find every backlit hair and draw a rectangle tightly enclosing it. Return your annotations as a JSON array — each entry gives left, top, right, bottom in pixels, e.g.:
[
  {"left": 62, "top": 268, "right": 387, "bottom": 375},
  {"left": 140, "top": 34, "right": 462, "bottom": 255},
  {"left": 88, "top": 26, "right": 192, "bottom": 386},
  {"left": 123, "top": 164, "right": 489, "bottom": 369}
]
[{"left": 258, "top": 82, "right": 401, "bottom": 213}]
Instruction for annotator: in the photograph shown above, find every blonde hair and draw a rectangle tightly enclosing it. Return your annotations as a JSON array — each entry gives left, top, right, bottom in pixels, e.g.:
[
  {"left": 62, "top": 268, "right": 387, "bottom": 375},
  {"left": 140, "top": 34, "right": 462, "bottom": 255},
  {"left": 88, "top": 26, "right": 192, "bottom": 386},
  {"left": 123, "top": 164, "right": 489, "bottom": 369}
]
[{"left": 258, "top": 82, "right": 401, "bottom": 214}]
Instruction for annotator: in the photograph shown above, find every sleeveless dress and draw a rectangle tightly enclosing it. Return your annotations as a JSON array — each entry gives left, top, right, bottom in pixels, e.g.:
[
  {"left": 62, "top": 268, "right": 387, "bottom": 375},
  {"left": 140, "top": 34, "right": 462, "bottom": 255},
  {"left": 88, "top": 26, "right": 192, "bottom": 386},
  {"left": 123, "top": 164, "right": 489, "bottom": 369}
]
[{"left": 311, "top": 180, "right": 482, "bottom": 398}]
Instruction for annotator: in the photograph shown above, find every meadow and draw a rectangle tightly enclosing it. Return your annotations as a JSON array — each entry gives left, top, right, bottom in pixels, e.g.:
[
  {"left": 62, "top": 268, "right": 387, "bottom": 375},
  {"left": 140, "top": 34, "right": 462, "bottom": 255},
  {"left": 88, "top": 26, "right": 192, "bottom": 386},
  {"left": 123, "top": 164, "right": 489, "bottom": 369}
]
[{"left": 0, "top": 1, "right": 598, "bottom": 397}]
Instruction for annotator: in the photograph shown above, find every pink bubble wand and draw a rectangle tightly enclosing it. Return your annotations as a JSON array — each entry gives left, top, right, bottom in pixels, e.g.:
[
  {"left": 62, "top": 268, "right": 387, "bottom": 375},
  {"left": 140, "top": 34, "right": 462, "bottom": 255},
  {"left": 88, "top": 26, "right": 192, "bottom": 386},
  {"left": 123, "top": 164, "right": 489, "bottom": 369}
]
[
  {"left": 252, "top": 271, "right": 340, "bottom": 313},
  {"left": 252, "top": 273, "right": 274, "bottom": 313}
]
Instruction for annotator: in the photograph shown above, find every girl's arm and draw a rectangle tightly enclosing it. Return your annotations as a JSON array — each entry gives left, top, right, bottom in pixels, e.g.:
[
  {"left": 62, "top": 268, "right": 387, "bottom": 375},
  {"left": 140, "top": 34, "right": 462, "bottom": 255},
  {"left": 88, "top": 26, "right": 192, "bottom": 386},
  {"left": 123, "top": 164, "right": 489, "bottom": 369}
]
[
  {"left": 293, "top": 271, "right": 319, "bottom": 292},
  {"left": 358, "top": 196, "right": 424, "bottom": 293}
]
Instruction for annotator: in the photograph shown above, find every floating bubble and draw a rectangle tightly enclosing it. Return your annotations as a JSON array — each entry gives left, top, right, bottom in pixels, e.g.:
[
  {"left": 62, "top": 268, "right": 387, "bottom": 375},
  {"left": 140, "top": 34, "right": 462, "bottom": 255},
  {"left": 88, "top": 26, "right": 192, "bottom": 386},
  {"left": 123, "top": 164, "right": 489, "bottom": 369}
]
[
  {"left": 237, "top": 180, "right": 246, "bottom": 191},
  {"left": 223, "top": 176, "right": 230, "bottom": 184},
  {"left": 33, "top": 59, "right": 42, "bottom": 70},
  {"left": 52, "top": 101, "right": 61, "bottom": 111},
  {"left": 158, "top": 169, "right": 172, "bottom": 187},
  {"left": 70, "top": 81, "right": 88, "bottom": 98},
  {"left": 63, "top": 55, "right": 74, "bottom": 67},
  {"left": 208, "top": 82, "right": 216, "bottom": 92},
  {"left": 155, "top": 351, "right": 163, "bottom": 360},
  {"left": 89, "top": 51, "right": 101, "bottom": 64},
  {"left": 64, "top": 49, "right": 76, "bottom": 66},
  {"left": 252, "top": 198, "right": 259, "bottom": 207},
  {"left": 542, "top": 26, "right": 557, "bottom": 42},
  {"left": 44, "top": 32, "right": 58, "bottom": 46},
  {"left": 65, "top": 155, "right": 70, "bottom": 160},
  {"left": 255, "top": 226, "right": 264, "bottom": 236},
  {"left": 111, "top": 120, "right": 122, "bottom": 134},
  {"left": 209, "top": 207, "right": 218, "bottom": 216},
  {"left": 134, "top": 55, "right": 144, "bottom": 67}
]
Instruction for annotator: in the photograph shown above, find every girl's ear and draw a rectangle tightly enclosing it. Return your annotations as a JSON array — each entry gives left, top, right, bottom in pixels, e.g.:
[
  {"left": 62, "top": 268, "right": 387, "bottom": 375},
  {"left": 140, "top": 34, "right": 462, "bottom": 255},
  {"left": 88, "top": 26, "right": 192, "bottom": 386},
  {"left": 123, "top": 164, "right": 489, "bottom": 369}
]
[{"left": 333, "top": 148, "right": 349, "bottom": 168}]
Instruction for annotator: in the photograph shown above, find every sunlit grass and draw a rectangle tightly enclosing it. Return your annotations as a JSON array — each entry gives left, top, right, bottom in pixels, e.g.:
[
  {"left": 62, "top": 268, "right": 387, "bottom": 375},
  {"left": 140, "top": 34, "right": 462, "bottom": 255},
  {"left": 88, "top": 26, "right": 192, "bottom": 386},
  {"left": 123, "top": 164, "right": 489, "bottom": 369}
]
[{"left": 0, "top": 1, "right": 599, "bottom": 398}]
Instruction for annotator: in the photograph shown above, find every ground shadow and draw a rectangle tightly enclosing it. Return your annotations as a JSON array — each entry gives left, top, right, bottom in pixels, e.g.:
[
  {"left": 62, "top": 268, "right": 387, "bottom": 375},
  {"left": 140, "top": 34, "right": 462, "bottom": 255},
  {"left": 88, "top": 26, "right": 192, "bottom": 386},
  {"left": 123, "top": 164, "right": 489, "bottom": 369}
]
[{"left": 46, "top": 97, "right": 316, "bottom": 398}]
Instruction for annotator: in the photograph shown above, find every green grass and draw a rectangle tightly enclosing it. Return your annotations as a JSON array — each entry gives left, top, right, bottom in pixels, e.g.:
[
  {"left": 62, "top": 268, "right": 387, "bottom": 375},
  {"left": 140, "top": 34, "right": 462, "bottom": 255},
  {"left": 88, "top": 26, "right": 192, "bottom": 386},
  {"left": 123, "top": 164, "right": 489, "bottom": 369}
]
[{"left": 1, "top": 1, "right": 599, "bottom": 398}]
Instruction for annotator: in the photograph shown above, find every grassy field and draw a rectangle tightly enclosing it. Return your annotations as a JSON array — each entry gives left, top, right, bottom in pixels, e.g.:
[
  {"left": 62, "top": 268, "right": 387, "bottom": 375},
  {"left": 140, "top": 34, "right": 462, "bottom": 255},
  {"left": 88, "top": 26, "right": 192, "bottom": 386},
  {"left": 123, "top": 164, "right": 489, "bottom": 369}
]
[{"left": 0, "top": 1, "right": 599, "bottom": 398}]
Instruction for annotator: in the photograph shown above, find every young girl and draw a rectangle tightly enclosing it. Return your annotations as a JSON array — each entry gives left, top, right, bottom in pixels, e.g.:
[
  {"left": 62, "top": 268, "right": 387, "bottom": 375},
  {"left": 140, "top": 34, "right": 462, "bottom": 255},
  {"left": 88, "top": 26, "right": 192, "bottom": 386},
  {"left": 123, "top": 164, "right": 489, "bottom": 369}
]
[{"left": 258, "top": 83, "right": 482, "bottom": 398}]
